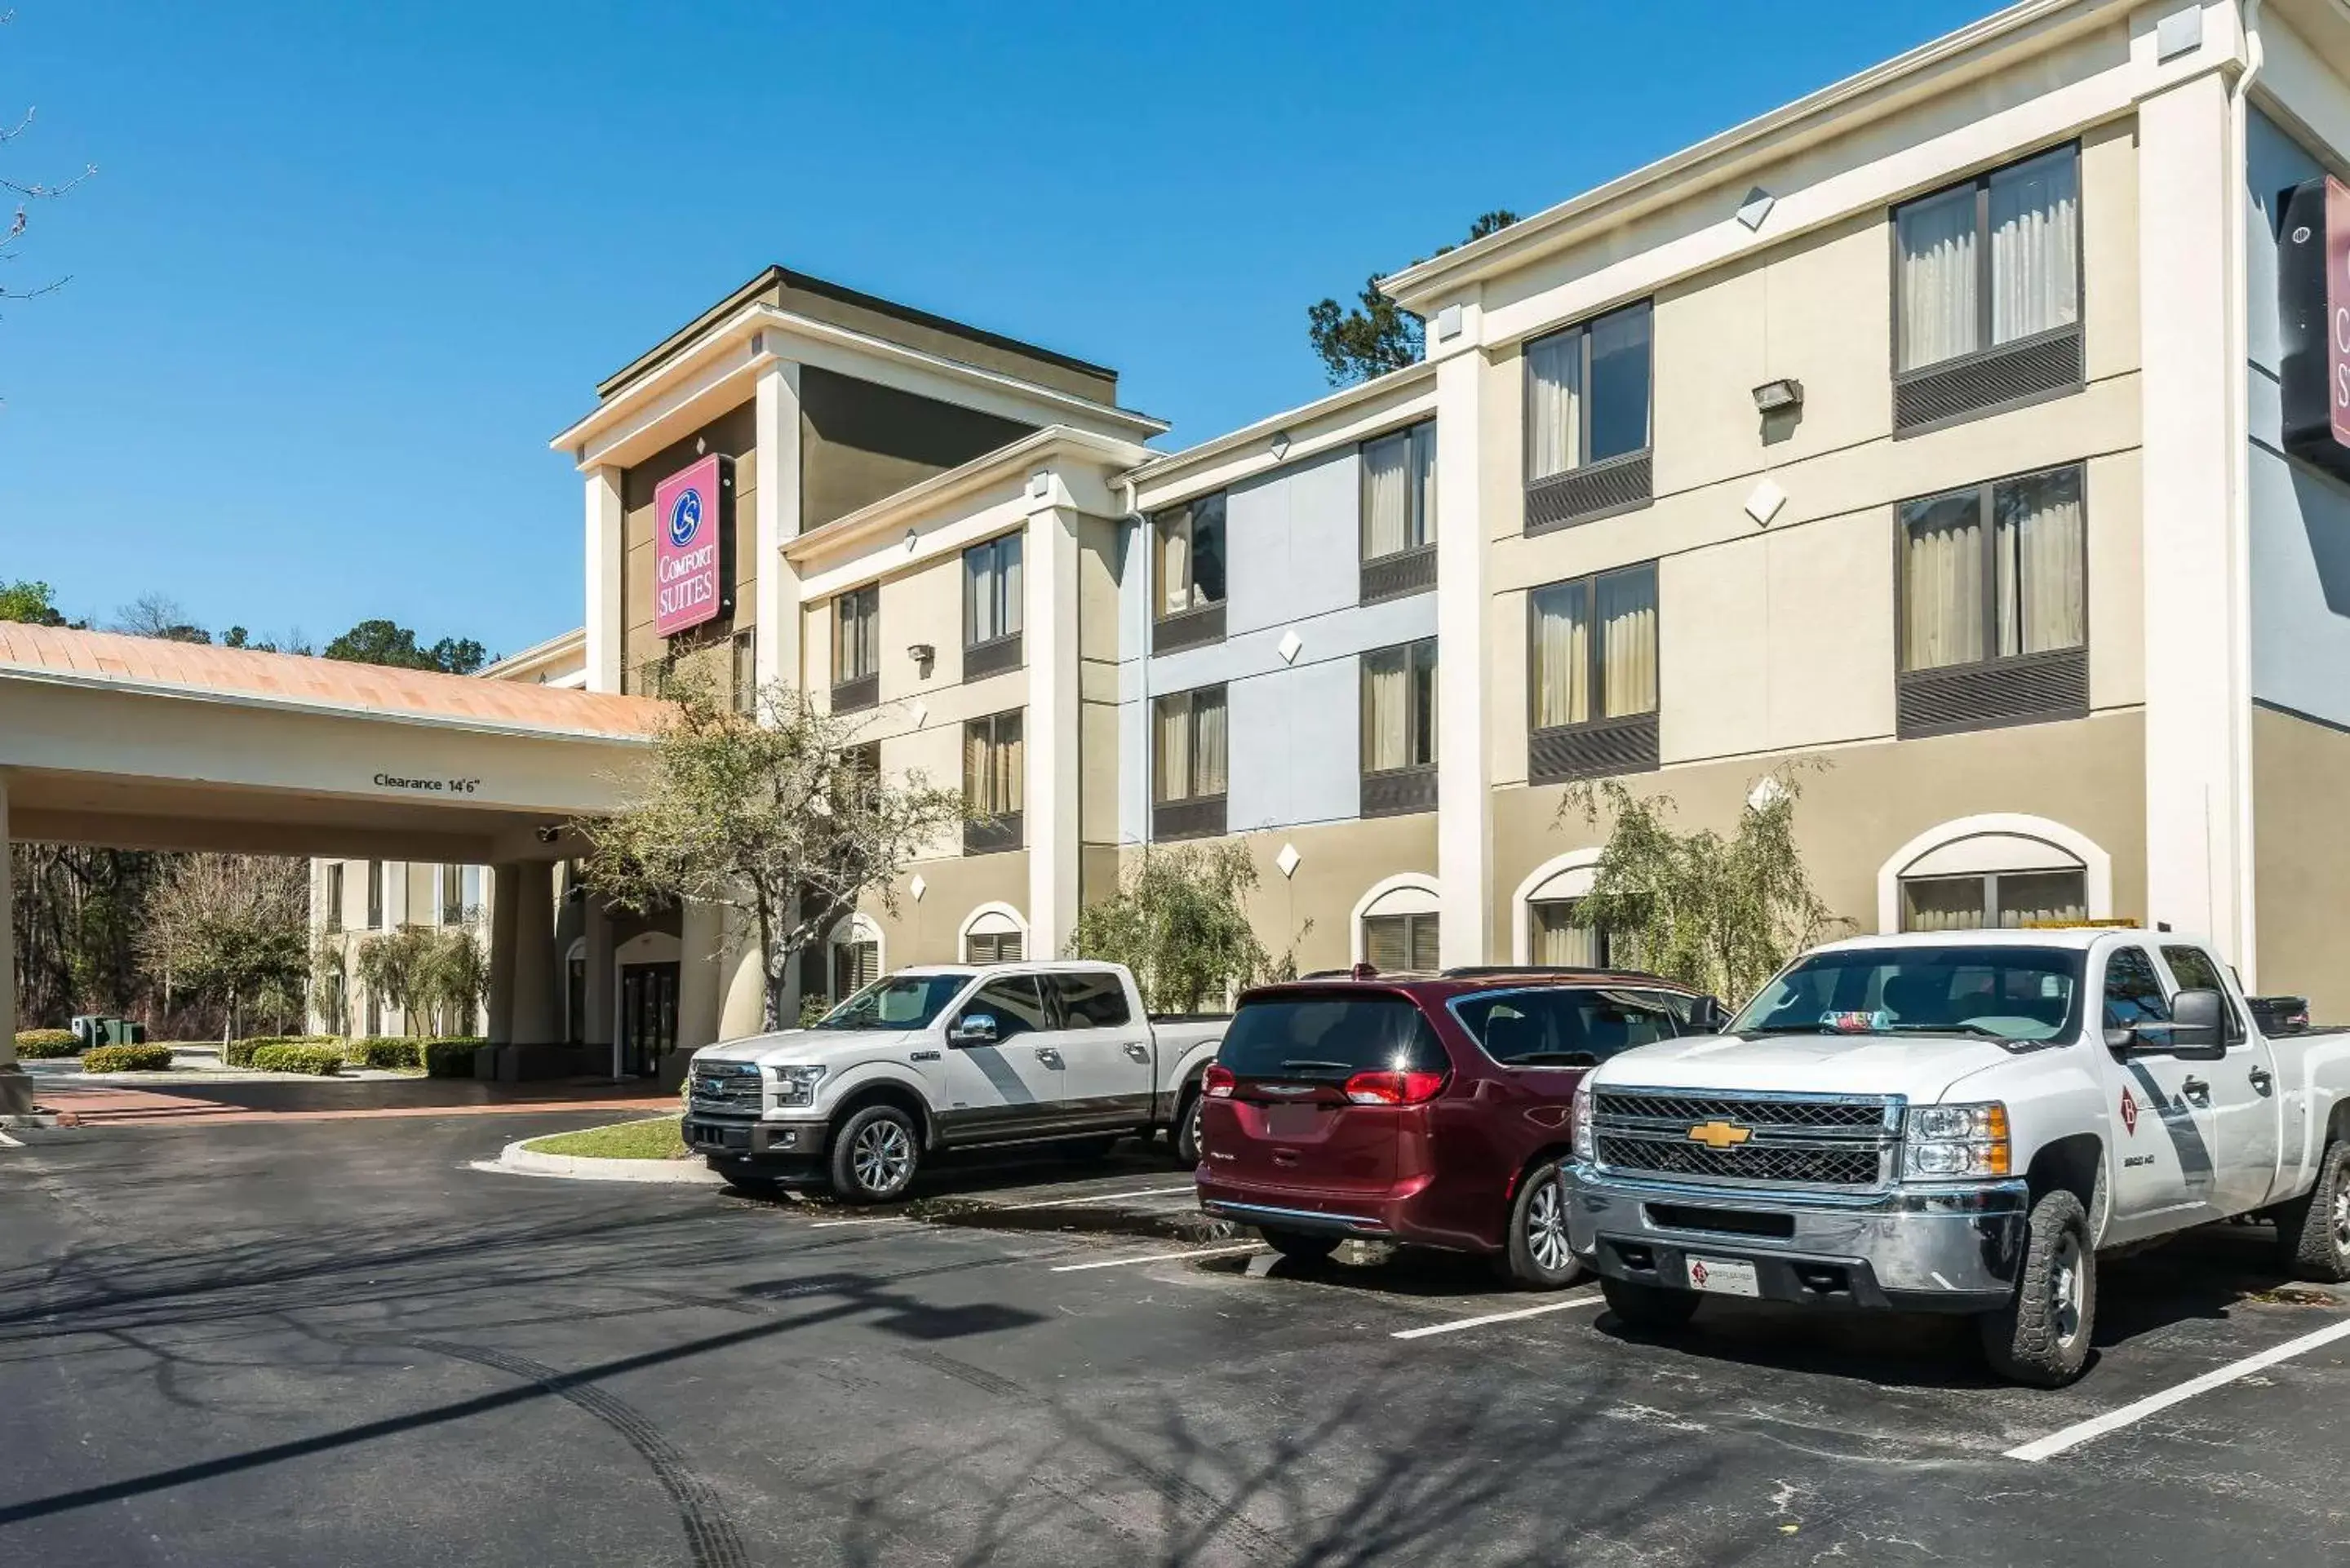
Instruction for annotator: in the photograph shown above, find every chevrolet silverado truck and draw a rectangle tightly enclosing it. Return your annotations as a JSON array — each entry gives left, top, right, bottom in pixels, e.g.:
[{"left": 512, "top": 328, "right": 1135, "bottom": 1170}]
[
  {"left": 1565, "top": 928, "right": 2350, "bottom": 1385},
  {"left": 682, "top": 960, "right": 1227, "bottom": 1202}
]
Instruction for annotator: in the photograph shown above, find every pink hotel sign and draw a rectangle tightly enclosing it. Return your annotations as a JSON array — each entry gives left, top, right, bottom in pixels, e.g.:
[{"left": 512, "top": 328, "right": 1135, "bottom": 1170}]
[{"left": 653, "top": 454, "right": 730, "bottom": 637}]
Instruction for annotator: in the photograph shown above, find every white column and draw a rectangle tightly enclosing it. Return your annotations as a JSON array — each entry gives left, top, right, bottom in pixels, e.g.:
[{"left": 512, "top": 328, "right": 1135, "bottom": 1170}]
[
  {"left": 0, "top": 773, "right": 28, "bottom": 1115},
  {"left": 1026, "top": 486, "right": 1082, "bottom": 961},
  {"left": 677, "top": 898, "right": 725, "bottom": 1056},
  {"left": 507, "top": 864, "right": 558, "bottom": 1047},
  {"left": 719, "top": 904, "right": 769, "bottom": 1039},
  {"left": 583, "top": 464, "right": 624, "bottom": 695},
  {"left": 486, "top": 863, "right": 520, "bottom": 1045},
  {"left": 1433, "top": 338, "right": 1494, "bottom": 967},
  {"left": 754, "top": 361, "right": 805, "bottom": 691},
  {"left": 2138, "top": 69, "right": 2249, "bottom": 959}
]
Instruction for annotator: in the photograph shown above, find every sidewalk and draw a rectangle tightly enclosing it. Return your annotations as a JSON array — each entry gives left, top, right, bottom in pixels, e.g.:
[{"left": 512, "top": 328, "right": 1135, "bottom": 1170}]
[{"left": 34, "top": 1076, "right": 677, "bottom": 1129}]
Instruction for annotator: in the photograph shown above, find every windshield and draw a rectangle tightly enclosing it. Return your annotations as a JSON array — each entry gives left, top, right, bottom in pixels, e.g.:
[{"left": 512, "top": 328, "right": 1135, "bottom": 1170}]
[
  {"left": 1730, "top": 946, "right": 2084, "bottom": 1043},
  {"left": 816, "top": 972, "right": 970, "bottom": 1032},
  {"left": 1451, "top": 988, "right": 1681, "bottom": 1067},
  {"left": 1218, "top": 994, "right": 1447, "bottom": 1080}
]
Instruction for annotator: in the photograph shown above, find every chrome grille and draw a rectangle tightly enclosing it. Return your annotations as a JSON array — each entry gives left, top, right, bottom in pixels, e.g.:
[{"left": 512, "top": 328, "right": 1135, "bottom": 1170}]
[
  {"left": 689, "top": 1063, "right": 762, "bottom": 1112},
  {"left": 1593, "top": 1088, "right": 1898, "bottom": 1190}
]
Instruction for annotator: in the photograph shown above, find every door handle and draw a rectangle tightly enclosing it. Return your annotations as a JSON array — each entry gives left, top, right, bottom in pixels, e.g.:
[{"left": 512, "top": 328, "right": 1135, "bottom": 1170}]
[
  {"left": 1034, "top": 1047, "right": 1065, "bottom": 1070},
  {"left": 2182, "top": 1076, "right": 2210, "bottom": 1103},
  {"left": 1124, "top": 1042, "right": 1151, "bottom": 1062},
  {"left": 2250, "top": 1065, "right": 2275, "bottom": 1094}
]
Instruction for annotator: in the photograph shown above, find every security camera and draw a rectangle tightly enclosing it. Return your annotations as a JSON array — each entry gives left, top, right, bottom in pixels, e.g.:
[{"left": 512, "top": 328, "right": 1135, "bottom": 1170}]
[{"left": 534, "top": 825, "right": 562, "bottom": 844}]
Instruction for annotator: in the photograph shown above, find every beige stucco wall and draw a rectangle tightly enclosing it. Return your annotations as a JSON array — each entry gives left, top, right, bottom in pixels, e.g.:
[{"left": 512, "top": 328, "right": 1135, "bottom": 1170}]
[
  {"left": 1491, "top": 710, "right": 2147, "bottom": 968},
  {"left": 2253, "top": 705, "right": 2350, "bottom": 1017},
  {"left": 858, "top": 850, "right": 1032, "bottom": 968}
]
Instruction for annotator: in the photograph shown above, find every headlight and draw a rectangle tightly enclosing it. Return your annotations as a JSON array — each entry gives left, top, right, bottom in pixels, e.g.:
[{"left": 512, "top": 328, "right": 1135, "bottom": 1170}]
[
  {"left": 1902, "top": 1101, "right": 2009, "bottom": 1179},
  {"left": 1572, "top": 1079, "right": 1595, "bottom": 1163},
  {"left": 769, "top": 1064, "right": 827, "bottom": 1107}
]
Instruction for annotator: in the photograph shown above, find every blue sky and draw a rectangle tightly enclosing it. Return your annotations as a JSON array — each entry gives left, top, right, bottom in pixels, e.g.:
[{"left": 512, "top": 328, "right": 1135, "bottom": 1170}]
[{"left": 0, "top": 1, "right": 1993, "bottom": 658}]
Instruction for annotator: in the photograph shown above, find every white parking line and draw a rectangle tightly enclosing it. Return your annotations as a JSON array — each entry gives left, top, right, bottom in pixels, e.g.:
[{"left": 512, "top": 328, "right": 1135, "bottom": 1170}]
[
  {"left": 1389, "top": 1292, "right": 1604, "bottom": 1340},
  {"left": 806, "top": 1216, "right": 908, "bottom": 1229},
  {"left": 997, "top": 1184, "right": 1198, "bottom": 1211},
  {"left": 2005, "top": 1315, "right": 2350, "bottom": 1462},
  {"left": 1049, "top": 1244, "right": 1263, "bottom": 1273},
  {"left": 0, "top": 1130, "right": 20, "bottom": 1148}
]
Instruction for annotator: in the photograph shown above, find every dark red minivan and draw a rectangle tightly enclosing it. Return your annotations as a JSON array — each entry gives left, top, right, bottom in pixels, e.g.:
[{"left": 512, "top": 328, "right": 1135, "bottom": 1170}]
[{"left": 1195, "top": 968, "right": 1719, "bottom": 1287}]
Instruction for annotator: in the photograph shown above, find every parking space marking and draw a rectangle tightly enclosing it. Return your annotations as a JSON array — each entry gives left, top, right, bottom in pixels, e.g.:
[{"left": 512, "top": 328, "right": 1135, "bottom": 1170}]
[
  {"left": 0, "top": 1130, "right": 20, "bottom": 1149},
  {"left": 1049, "top": 1244, "right": 1263, "bottom": 1273},
  {"left": 806, "top": 1216, "right": 909, "bottom": 1229},
  {"left": 2005, "top": 1314, "right": 2350, "bottom": 1462},
  {"left": 997, "top": 1184, "right": 1198, "bottom": 1211},
  {"left": 1389, "top": 1291, "right": 1603, "bottom": 1340}
]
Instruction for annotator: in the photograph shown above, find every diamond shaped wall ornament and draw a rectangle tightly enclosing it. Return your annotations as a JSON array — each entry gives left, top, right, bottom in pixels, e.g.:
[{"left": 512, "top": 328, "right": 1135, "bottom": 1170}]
[
  {"left": 1277, "top": 629, "right": 1304, "bottom": 665},
  {"left": 1747, "top": 775, "right": 1789, "bottom": 813},
  {"left": 1275, "top": 844, "right": 1302, "bottom": 879},
  {"left": 1744, "top": 479, "right": 1787, "bottom": 528},
  {"left": 904, "top": 528, "right": 920, "bottom": 554},
  {"left": 1735, "top": 187, "right": 1776, "bottom": 232},
  {"left": 909, "top": 874, "right": 927, "bottom": 902},
  {"left": 908, "top": 701, "right": 928, "bottom": 727}
]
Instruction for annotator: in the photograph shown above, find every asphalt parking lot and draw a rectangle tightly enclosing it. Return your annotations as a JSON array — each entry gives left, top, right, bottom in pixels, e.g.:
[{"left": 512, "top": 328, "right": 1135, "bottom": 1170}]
[{"left": 6, "top": 1113, "right": 2350, "bottom": 1566}]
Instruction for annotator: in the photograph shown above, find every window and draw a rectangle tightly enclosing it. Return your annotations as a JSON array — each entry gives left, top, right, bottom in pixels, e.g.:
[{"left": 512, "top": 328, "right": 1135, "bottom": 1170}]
[
  {"left": 2159, "top": 944, "right": 2246, "bottom": 1043},
  {"left": 1217, "top": 995, "right": 1447, "bottom": 1081},
  {"left": 1153, "top": 493, "right": 1226, "bottom": 651},
  {"left": 2102, "top": 946, "right": 2170, "bottom": 1030},
  {"left": 1361, "top": 639, "right": 1438, "bottom": 817},
  {"left": 1528, "top": 561, "right": 1659, "bottom": 781},
  {"left": 963, "top": 533, "right": 1024, "bottom": 677},
  {"left": 963, "top": 711, "right": 1024, "bottom": 853},
  {"left": 1452, "top": 989, "right": 1679, "bottom": 1067},
  {"left": 1524, "top": 302, "right": 1653, "bottom": 530},
  {"left": 1045, "top": 971, "right": 1132, "bottom": 1029},
  {"left": 964, "top": 929, "right": 1026, "bottom": 964},
  {"left": 1153, "top": 684, "right": 1228, "bottom": 839},
  {"left": 819, "top": 972, "right": 967, "bottom": 1030},
  {"left": 324, "top": 864, "right": 344, "bottom": 934},
  {"left": 439, "top": 864, "right": 465, "bottom": 926},
  {"left": 1897, "top": 464, "right": 2086, "bottom": 736},
  {"left": 1360, "top": 423, "right": 1438, "bottom": 601},
  {"left": 1894, "top": 145, "right": 2083, "bottom": 429},
  {"left": 366, "top": 862, "right": 384, "bottom": 929},
  {"left": 1900, "top": 870, "right": 2087, "bottom": 932},
  {"left": 1362, "top": 911, "right": 1441, "bottom": 974},
  {"left": 832, "top": 585, "right": 880, "bottom": 710},
  {"left": 831, "top": 937, "right": 879, "bottom": 1002},
  {"left": 730, "top": 629, "right": 756, "bottom": 716},
  {"left": 1530, "top": 899, "right": 1612, "bottom": 968}
]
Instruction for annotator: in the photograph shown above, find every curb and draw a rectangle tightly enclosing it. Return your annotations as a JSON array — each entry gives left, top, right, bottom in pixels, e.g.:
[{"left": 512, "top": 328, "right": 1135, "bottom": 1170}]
[
  {"left": 2, "top": 1112, "right": 61, "bottom": 1129},
  {"left": 490, "top": 1136, "right": 725, "bottom": 1185}
]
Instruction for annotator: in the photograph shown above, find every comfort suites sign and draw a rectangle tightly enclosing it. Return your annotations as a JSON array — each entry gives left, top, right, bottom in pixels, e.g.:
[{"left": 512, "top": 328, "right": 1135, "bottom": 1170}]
[
  {"left": 2279, "top": 175, "right": 2350, "bottom": 482},
  {"left": 653, "top": 453, "right": 737, "bottom": 637}
]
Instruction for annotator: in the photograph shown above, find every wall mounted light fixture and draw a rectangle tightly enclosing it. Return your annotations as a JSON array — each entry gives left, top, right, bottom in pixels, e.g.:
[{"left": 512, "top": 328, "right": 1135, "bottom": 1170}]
[{"left": 1751, "top": 378, "right": 1804, "bottom": 414}]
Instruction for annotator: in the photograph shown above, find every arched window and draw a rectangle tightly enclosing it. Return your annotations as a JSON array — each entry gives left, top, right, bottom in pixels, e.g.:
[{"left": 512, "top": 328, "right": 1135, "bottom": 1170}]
[
  {"left": 1877, "top": 814, "right": 2112, "bottom": 934},
  {"left": 1352, "top": 875, "right": 1441, "bottom": 971},
  {"left": 829, "top": 914, "right": 884, "bottom": 999},
  {"left": 960, "top": 904, "right": 1028, "bottom": 964},
  {"left": 1512, "top": 850, "right": 1610, "bottom": 966}
]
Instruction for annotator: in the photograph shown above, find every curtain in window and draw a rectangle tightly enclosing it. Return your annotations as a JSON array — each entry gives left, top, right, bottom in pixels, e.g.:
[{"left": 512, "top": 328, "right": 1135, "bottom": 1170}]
[
  {"left": 1996, "top": 870, "right": 2086, "bottom": 928},
  {"left": 1897, "top": 187, "right": 1979, "bottom": 371},
  {"left": 966, "top": 547, "right": 1000, "bottom": 645},
  {"left": 1363, "top": 650, "right": 1408, "bottom": 771},
  {"left": 1159, "top": 516, "right": 1192, "bottom": 617},
  {"left": 1527, "top": 330, "right": 1584, "bottom": 481},
  {"left": 1408, "top": 915, "right": 1440, "bottom": 973},
  {"left": 996, "top": 715, "right": 1023, "bottom": 814},
  {"left": 1901, "top": 492, "right": 1984, "bottom": 671},
  {"left": 1597, "top": 568, "right": 1657, "bottom": 718},
  {"left": 1410, "top": 423, "right": 1438, "bottom": 549},
  {"left": 1995, "top": 467, "right": 2085, "bottom": 656},
  {"left": 1531, "top": 582, "right": 1591, "bottom": 729},
  {"left": 1901, "top": 875, "right": 1988, "bottom": 932},
  {"left": 1989, "top": 149, "right": 2079, "bottom": 346},
  {"left": 1192, "top": 690, "right": 1228, "bottom": 796},
  {"left": 1532, "top": 901, "right": 1602, "bottom": 967},
  {"left": 1155, "top": 695, "right": 1192, "bottom": 802},
  {"left": 1363, "top": 433, "right": 1411, "bottom": 560},
  {"left": 964, "top": 722, "right": 991, "bottom": 810},
  {"left": 1363, "top": 915, "right": 1409, "bottom": 972}
]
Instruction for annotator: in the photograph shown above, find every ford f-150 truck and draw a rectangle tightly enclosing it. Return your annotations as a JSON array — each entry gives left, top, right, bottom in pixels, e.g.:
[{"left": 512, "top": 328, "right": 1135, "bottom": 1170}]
[
  {"left": 682, "top": 961, "right": 1227, "bottom": 1202},
  {"left": 1565, "top": 928, "right": 2350, "bottom": 1385}
]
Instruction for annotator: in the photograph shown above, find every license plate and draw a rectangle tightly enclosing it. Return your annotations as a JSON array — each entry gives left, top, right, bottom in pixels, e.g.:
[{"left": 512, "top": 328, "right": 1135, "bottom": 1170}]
[
  {"left": 1686, "top": 1256, "right": 1760, "bottom": 1297},
  {"left": 721, "top": 1127, "right": 751, "bottom": 1150},
  {"left": 1263, "top": 1105, "right": 1322, "bottom": 1138}
]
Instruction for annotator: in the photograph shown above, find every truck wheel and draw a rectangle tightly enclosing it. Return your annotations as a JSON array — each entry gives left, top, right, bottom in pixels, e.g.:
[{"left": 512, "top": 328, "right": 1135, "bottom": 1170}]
[
  {"left": 828, "top": 1105, "right": 920, "bottom": 1203},
  {"left": 1258, "top": 1227, "right": 1340, "bottom": 1265},
  {"left": 1500, "top": 1159, "right": 1584, "bottom": 1290},
  {"left": 2276, "top": 1140, "right": 2350, "bottom": 1283},
  {"left": 1172, "top": 1084, "right": 1204, "bottom": 1167},
  {"left": 1599, "top": 1276, "right": 1700, "bottom": 1331},
  {"left": 1978, "top": 1189, "right": 2095, "bottom": 1388}
]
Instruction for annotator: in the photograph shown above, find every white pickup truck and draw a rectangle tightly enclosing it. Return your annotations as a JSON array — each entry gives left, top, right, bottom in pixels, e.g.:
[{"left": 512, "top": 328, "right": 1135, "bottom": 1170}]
[
  {"left": 1565, "top": 928, "right": 2350, "bottom": 1385},
  {"left": 682, "top": 960, "right": 1227, "bottom": 1202}
]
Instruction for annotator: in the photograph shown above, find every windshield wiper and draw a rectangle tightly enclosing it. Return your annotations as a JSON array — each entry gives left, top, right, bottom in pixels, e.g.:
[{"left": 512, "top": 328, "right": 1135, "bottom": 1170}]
[
  {"left": 1875, "top": 1022, "right": 2006, "bottom": 1039},
  {"left": 1739, "top": 1024, "right": 1833, "bottom": 1036}
]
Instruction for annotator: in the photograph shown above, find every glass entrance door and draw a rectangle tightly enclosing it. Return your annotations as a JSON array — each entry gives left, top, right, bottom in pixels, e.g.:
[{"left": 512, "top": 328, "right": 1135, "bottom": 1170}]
[{"left": 619, "top": 962, "right": 681, "bottom": 1079}]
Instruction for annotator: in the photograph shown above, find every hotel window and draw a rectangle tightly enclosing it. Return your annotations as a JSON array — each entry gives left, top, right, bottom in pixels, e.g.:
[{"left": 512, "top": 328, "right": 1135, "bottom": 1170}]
[
  {"left": 1153, "top": 684, "right": 1228, "bottom": 841},
  {"left": 831, "top": 586, "right": 880, "bottom": 711},
  {"left": 1362, "top": 911, "right": 1441, "bottom": 974},
  {"left": 1152, "top": 492, "right": 1226, "bottom": 652},
  {"left": 730, "top": 629, "right": 756, "bottom": 716},
  {"left": 1360, "top": 422, "right": 1438, "bottom": 603},
  {"left": 1900, "top": 870, "right": 2087, "bottom": 932},
  {"left": 1360, "top": 638, "right": 1438, "bottom": 818},
  {"left": 831, "top": 935, "right": 880, "bottom": 1000},
  {"left": 1529, "top": 899, "right": 1612, "bottom": 968},
  {"left": 1524, "top": 300, "right": 1653, "bottom": 532},
  {"left": 1527, "top": 561, "right": 1660, "bottom": 782},
  {"left": 1893, "top": 144, "right": 2082, "bottom": 432},
  {"left": 324, "top": 864, "right": 344, "bottom": 934},
  {"left": 1896, "top": 463, "right": 2087, "bottom": 737},
  {"left": 365, "top": 861, "right": 384, "bottom": 929},
  {"left": 439, "top": 863, "right": 465, "bottom": 926},
  {"left": 962, "top": 710, "right": 1024, "bottom": 855},
  {"left": 963, "top": 531, "right": 1024, "bottom": 680},
  {"left": 964, "top": 918, "right": 1026, "bottom": 965}
]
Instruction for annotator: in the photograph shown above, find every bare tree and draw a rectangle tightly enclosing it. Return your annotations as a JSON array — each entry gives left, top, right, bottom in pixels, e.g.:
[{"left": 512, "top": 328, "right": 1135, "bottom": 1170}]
[
  {"left": 114, "top": 592, "right": 211, "bottom": 644},
  {"left": 1, "top": 10, "right": 95, "bottom": 323},
  {"left": 140, "top": 855, "right": 312, "bottom": 1041}
]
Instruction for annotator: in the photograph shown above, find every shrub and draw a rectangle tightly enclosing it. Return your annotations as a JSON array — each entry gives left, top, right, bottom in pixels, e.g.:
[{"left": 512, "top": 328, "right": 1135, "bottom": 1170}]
[
  {"left": 423, "top": 1037, "right": 487, "bottom": 1079},
  {"left": 248, "top": 1043, "right": 345, "bottom": 1076},
  {"left": 15, "top": 1029, "right": 79, "bottom": 1059},
  {"left": 344, "top": 1037, "right": 423, "bottom": 1071},
  {"left": 226, "top": 1034, "right": 338, "bottom": 1068},
  {"left": 82, "top": 1043, "right": 176, "bottom": 1073}
]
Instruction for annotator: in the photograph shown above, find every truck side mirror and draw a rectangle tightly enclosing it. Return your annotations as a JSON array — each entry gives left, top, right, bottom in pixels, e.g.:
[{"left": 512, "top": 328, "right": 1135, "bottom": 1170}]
[
  {"left": 1693, "top": 996, "right": 1731, "bottom": 1034},
  {"left": 2166, "top": 989, "right": 2228, "bottom": 1060},
  {"left": 951, "top": 1012, "right": 1000, "bottom": 1047}
]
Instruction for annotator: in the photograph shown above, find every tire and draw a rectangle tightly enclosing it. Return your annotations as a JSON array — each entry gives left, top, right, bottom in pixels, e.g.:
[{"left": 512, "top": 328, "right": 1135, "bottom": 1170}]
[
  {"left": 827, "top": 1104, "right": 921, "bottom": 1203},
  {"left": 2275, "top": 1140, "right": 2350, "bottom": 1283},
  {"left": 1978, "top": 1188, "right": 2095, "bottom": 1388},
  {"left": 1500, "top": 1159, "right": 1585, "bottom": 1290},
  {"left": 1258, "top": 1227, "right": 1341, "bottom": 1265},
  {"left": 1171, "top": 1084, "right": 1204, "bottom": 1167},
  {"left": 1599, "top": 1275, "right": 1700, "bottom": 1331}
]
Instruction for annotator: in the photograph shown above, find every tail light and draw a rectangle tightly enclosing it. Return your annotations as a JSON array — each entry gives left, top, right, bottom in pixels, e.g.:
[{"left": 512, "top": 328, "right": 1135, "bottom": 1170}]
[
  {"left": 1341, "top": 1069, "right": 1448, "bottom": 1105},
  {"left": 1202, "top": 1063, "right": 1237, "bottom": 1099}
]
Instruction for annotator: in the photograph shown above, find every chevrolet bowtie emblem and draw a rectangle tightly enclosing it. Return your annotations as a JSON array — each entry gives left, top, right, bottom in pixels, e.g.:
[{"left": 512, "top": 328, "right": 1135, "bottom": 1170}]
[{"left": 1687, "top": 1120, "right": 1754, "bottom": 1150}]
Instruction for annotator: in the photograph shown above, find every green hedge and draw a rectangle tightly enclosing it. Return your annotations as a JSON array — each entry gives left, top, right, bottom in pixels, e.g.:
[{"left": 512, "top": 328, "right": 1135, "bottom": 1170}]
[
  {"left": 424, "top": 1038, "right": 489, "bottom": 1079},
  {"left": 14, "top": 1029, "right": 79, "bottom": 1059},
  {"left": 226, "top": 1034, "right": 339, "bottom": 1068},
  {"left": 82, "top": 1043, "right": 175, "bottom": 1073},
  {"left": 248, "top": 1043, "right": 345, "bottom": 1076},
  {"left": 345, "top": 1037, "right": 423, "bottom": 1070}
]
